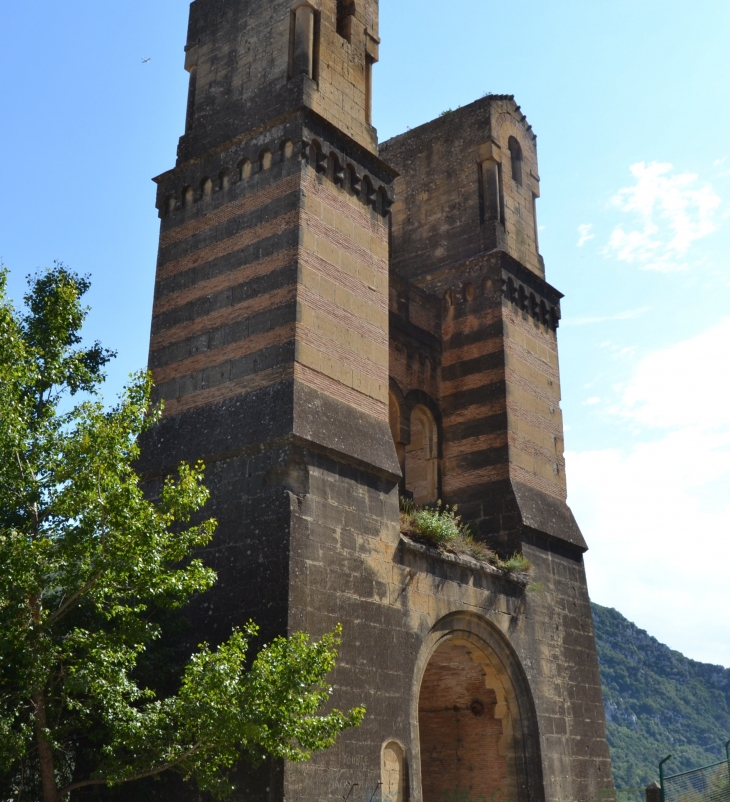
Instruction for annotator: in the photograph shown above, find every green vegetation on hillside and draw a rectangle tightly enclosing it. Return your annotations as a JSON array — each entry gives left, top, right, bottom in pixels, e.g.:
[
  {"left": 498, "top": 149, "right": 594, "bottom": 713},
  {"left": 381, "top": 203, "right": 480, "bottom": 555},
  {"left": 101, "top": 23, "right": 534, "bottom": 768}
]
[{"left": 592, "top": 603, "right": 730, "bottom": 789}]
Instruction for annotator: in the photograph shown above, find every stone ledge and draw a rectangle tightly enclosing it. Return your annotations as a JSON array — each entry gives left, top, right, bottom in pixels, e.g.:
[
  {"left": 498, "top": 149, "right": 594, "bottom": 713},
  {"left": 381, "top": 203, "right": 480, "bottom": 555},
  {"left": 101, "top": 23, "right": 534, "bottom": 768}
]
[{"left": 398, "top": 535, "right": 530, "bottom": 588}]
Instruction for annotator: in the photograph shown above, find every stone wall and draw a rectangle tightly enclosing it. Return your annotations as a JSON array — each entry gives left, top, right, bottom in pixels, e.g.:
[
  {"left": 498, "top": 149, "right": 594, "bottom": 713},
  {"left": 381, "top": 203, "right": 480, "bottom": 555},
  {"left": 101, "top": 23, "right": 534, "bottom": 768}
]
[
  {"left": 179, "top": 0, "right": 379, "bottom": 163},
  {"left": 139, "top": 4, "right": 615, "bottom": 801}
]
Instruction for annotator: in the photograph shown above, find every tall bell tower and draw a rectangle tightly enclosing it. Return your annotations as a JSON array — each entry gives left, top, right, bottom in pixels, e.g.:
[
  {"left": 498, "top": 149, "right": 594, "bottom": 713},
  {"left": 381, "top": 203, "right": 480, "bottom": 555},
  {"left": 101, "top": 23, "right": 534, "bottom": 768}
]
[
  {"left": 142, "top": 1, "right": 401, "bottom": 797},
  {"left": 140, "top": 3, "right": 614, "bottom": 801}
]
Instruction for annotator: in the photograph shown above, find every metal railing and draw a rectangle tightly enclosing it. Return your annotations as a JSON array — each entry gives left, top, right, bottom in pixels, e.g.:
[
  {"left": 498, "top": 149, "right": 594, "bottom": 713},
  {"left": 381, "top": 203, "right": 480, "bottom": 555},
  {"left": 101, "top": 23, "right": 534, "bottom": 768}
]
[{"left": 660, "top": 741, "right": 730, "bottom": 802}]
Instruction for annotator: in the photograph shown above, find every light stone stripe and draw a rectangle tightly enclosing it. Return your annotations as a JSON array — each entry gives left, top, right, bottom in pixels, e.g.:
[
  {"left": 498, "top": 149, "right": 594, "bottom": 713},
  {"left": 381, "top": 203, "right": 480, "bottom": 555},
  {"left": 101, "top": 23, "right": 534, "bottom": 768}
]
[
  {"left": 152, "top": 322, "right": 296, "bottom": 385},
  {"left": 443, "top": 432, "right": 508, "bottom": 458},
  {"left": 509, "top": 464, "right": 567, "bottom": 501},
  {"left": 505, "top": 399, "right": 563, "bottom": 439},
  {"left": 504, "top": 339, "right": 560, "bottom": 383},
  {"left": 508, "top": 431, "right": 564, "bottom": 468},
  {"left": 154, "top": 248, "right": 297, "bottom": 316},
  {"left": 299, "top": 285, "right": 388, "bottom": 342},
  {"left": 504, "top": 309, "right": 559, "bottom": 350},
  {"left": 294, "top": 363, "right": 388, "bottom": 421},
  {"left": 298, "top": 324, "right": 386, "bottom": 383},
  {"left": 159, "top": 173, "right": 301, "bottom": 249},
  {"left": 157, "top": 210, "right": 299, "bottom": 281},
  {"left": 441, "top": 368, "right": 503, "bottom": 396},
  {"left": 160, "top": 364, "right": 293, "bottom": 418},
  {"left": 442, "top": 334, "right": 503, "bottom": 368},
  {"left": 442, "top": 307, "right": 502, "bottom": 339},
  {"left": 299, "top": 249, "right": 388, "bottom": 311},
  {"left": 442, "top": 464, "right": 509, "bottom": 493},
  {"left": 302, "top": 211, "right": 388, "bottom": 277},
  {"left": 442, "top": 399, "right": 506, "bottom": 427},
  {"left": 303, "top": 173, "right": 389, "bottom": 245},
  {"left": 504, "top": 367, "right": 561, "bottom": 408},
  {"left": 151, "top": 285, "right": 296, "bottom": 351}
]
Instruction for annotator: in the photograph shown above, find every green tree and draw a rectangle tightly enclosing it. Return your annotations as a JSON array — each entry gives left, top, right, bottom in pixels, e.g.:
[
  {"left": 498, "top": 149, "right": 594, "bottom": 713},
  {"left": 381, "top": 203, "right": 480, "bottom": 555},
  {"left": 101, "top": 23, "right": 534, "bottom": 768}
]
[{"left": 0, "top": 265, "right": 364, "bottom": 801}]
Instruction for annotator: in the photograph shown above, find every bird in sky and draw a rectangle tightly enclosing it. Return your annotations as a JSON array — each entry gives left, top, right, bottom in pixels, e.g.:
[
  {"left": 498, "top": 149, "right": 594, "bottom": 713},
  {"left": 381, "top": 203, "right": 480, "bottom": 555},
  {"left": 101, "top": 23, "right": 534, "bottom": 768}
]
[{"left": 141, "top": 57, "right": 151, "bottom": 64}]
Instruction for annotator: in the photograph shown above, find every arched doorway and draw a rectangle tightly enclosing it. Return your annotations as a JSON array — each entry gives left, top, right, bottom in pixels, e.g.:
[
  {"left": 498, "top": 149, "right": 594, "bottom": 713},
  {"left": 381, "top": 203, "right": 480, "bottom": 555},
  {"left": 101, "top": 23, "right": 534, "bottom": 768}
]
[{"left": 416, "top": 626, "right": 542, "bottom": 802}]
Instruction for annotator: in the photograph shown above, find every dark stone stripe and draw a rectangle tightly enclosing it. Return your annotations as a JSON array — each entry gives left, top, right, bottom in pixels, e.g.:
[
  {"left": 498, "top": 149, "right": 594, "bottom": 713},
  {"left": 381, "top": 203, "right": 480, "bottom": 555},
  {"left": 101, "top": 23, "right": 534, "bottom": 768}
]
[
  {"left": 443, "top": 320, "right": 504, "bottom": 350},
  {"left": 150, "top": 301, "right": 296, "bottom": 370},
  {"left": 444, "top": 446, "right": 509, "bottom": 474},
  {"left": 389, "top": 311, "right": 441, "bottom": 353},
  {"left": 154, "top": 227, "right": 300, "bottom": 302},
  {"left": 443, "top": 412, "right": 506, "bottom": 443},
  {"left": 138, "top": 380, "right": 296, "bottom": 473},
  {"left": 441, "top": 350, "right": 504, "bottom": 382},
  {"left": 448, "top": 480, "right": 515, "bottom": 507},
  {"left": 155, "top": 339, "right": 296, "bottom": 403},
  {"left": 441, "top": 379, "right": 507, "bottom": 415},
  {"left": 152, "top": 263, "right": 297, "bottom": 335},
  {"left": 158, "top": 190, "right": 301, "bottom": 266}
]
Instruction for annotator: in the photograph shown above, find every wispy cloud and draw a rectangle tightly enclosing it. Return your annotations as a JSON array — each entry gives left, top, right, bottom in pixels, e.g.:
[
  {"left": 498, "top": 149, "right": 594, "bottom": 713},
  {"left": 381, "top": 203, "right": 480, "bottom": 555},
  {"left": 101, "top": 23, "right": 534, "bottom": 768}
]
[
  {"left": 577, "top": 223, "right": 595, "bottom": 247},
  {"left": 714, "top": 157, "right": 727, "bottom": 167},
  {"left": 613, "top": 318, "right": 730, "bottom": 431},
  {"left": 563, "top": 307, "right": 649, "bottom": 326},
  {"left": 567, "top": 318, "right": 730, "bottom": 665},
  {"left": 602, "top": 162, "right": 721, "bottom": 272}
]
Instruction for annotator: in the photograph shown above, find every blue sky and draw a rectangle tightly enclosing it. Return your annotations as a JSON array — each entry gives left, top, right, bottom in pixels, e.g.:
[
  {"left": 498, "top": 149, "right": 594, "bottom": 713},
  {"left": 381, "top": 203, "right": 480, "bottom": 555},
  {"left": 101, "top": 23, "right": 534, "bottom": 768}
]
[{"left": 1, "top": 0, "right": 729, "bottom": 665}]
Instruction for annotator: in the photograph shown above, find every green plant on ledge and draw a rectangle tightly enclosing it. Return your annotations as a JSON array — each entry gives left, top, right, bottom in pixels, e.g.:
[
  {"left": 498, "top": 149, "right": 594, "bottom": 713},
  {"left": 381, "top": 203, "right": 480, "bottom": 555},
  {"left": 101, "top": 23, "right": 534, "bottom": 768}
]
[{"left": 399, "top": 498, "right": 531, "bottom": 575}]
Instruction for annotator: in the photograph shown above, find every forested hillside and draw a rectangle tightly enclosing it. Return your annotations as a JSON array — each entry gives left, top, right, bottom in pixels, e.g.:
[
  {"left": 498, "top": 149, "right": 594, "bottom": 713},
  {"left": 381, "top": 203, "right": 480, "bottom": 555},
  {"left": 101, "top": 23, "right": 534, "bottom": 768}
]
[{"left": 592, "top": 603, "right": 730, "bottom": 789}]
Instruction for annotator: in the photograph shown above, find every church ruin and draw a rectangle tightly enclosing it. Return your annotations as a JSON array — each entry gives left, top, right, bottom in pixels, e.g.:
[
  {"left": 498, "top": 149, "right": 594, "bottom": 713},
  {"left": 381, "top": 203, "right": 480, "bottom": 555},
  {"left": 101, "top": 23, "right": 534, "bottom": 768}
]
[{"left": 139, "top": 1, "right": 614, "bottom": 800}]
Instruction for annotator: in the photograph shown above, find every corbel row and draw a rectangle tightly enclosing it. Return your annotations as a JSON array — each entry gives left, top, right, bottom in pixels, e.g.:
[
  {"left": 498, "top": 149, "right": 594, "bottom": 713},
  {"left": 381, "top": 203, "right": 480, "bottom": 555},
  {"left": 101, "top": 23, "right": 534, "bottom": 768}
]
[
  {"left": 304, "top": 136, "right": 394, "bottom": 217},
  {"left": 158, "top": 135, "right": 394, "bottom": 219},
  {"left": 502, "top": 275, "right": 560, "bottom": 330}
]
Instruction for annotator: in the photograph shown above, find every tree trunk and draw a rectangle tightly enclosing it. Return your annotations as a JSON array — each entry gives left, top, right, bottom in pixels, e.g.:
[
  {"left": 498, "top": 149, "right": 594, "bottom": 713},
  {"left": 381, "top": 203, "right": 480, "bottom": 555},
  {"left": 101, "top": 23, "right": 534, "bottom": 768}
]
[{"left": 32, "top": 689, "right": 58, "bottom": 802}]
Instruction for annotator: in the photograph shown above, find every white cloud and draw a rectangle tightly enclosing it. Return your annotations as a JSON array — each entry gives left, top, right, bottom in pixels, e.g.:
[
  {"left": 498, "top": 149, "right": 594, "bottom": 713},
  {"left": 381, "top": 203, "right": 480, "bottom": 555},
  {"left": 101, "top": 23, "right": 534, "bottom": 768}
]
[
  {"left": 603, "top": 162, "right": 722, "bottom": 272},
  {"left": 584, "top": 397, "right": 601, "bottom": 406},
  {"left": 613, "top": 318, "right": 730, "bottom": 430},
  {"left": 714, "top": 157, "right": 727, "bottom": 167},
  {"left": 577, "top": 223, "right": 595, "bottom": 247},
  {"left": 567, "top": 318, "right": 730, "bottom": 666}
]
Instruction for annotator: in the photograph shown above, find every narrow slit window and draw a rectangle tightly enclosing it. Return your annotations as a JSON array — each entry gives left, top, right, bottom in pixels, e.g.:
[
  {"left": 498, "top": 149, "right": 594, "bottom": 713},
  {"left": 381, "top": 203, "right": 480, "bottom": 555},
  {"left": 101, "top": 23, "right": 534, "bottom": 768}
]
[
  {"left": 337, "top": 0, "right": 355, "bottom": 42},
  {"left": 290, "top": 5, "right": 316, "bottom": 79},
  {"left": 508, "top": 136, "right": 523, "bottom": 186}
]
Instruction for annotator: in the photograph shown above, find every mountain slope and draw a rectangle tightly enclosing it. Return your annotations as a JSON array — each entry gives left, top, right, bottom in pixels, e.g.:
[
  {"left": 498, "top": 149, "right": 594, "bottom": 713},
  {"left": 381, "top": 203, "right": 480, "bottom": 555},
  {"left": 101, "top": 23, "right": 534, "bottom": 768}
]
[{"left": 591, "top": 603, "right": 730, "bottom": 789}]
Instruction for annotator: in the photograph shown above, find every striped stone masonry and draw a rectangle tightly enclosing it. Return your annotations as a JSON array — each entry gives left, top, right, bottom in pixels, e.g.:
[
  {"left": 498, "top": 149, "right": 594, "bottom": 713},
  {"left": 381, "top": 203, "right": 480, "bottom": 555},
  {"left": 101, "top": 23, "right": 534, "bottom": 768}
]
[
  {"left": 138, "top": 4, "right": 615, "bottom": 800},
  {"left": 149, "top": 112, "right": 396, "bottom": 426}
]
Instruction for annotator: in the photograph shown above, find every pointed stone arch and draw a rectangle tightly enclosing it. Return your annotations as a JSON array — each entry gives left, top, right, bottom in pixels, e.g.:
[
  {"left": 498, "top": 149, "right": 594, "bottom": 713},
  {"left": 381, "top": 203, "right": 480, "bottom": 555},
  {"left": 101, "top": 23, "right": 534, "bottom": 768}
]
[{"left": 411, "top": 612, "right": 545, "bottom": 802}]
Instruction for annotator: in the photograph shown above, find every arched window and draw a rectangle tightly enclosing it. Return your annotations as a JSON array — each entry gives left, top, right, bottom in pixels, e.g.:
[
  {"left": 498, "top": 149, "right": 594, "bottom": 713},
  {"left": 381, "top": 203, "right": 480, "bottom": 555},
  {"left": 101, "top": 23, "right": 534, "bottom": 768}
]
[
  {"left": 508, "top": 136, "right": 523, "bottom": 186},
  {"left": 382, "top": 741, "right": 407, "bottom": 802},
  {"left": 405, "top": 405, "right": 438, "bottom": 506}
]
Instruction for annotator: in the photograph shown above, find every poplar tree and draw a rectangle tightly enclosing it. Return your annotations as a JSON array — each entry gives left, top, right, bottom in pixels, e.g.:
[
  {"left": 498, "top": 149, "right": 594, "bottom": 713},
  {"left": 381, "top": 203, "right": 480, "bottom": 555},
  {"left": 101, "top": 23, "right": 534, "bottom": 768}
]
[{"left": 0, "top": 265, "right": 364, "bottom": 801}]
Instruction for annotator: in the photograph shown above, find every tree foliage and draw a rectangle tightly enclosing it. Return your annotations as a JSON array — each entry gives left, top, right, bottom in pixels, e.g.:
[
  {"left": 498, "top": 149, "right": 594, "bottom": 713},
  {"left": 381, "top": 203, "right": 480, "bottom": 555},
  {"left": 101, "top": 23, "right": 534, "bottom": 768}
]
[{"left": 0, "top": 265, "right": 364, "bottom": 801}]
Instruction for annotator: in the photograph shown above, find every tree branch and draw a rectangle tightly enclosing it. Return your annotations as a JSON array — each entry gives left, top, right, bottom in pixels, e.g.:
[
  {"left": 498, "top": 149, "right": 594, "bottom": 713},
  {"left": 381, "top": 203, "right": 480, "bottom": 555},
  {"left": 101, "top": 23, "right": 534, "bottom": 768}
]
[
  {"left": 57, "top": 743, "right": 204, "bottom": 798},
  {"left": 47, "top": 570, "right": 103, "bottom": 625}
]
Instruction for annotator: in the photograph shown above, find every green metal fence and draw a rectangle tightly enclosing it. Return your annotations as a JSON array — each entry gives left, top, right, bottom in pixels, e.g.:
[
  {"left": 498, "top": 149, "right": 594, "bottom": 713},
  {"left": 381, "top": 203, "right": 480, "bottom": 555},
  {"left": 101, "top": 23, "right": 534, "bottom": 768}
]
[{"left": 660, "top": 742, "right": 730, "bottom": 802}]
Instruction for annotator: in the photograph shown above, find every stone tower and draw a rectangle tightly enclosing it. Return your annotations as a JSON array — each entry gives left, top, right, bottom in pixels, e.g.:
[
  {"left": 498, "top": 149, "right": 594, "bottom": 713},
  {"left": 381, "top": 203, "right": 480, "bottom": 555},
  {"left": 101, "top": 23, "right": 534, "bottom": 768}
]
[{"left": 140, "top": 2, "right": 614, "bottom": 801}]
